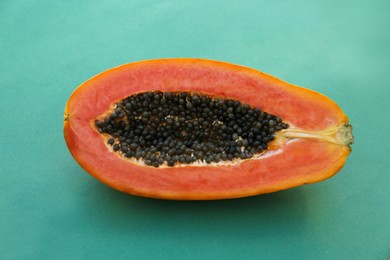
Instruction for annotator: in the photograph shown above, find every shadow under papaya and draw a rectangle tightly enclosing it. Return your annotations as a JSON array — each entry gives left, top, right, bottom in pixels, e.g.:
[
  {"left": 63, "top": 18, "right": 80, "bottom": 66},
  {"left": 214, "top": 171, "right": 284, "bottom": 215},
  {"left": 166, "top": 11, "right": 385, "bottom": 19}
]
[{"left": 84, "top": 181, "right": 309, "bottom": 241}]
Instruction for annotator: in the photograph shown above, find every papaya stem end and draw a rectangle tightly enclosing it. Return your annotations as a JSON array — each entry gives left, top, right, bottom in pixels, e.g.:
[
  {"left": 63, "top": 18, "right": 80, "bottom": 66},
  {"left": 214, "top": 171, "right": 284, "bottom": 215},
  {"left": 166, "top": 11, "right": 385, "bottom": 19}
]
[{"left": 278, "top": 123, "right": 354, "bottom": 147}]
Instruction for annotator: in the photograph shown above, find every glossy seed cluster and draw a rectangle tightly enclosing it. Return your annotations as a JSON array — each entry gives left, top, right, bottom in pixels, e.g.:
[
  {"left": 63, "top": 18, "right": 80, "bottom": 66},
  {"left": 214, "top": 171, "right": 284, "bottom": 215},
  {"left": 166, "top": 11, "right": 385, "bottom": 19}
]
[{"left": 95, "top": 91, "right": 288, "bottom": 167}]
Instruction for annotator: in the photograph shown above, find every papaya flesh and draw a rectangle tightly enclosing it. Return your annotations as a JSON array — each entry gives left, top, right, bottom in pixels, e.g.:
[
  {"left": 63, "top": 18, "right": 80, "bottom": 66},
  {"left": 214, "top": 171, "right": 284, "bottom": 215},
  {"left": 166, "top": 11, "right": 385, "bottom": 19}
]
[{"left": 64, "top": 58, "right": 354, "bottom": 200}]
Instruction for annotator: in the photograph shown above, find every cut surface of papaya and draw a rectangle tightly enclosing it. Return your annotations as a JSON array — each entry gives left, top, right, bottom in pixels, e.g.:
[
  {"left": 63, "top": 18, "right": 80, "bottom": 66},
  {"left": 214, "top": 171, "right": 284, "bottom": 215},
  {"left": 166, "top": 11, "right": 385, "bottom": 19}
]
[{"left": 64, "top": 58, "right": 354, "bottom": 200}]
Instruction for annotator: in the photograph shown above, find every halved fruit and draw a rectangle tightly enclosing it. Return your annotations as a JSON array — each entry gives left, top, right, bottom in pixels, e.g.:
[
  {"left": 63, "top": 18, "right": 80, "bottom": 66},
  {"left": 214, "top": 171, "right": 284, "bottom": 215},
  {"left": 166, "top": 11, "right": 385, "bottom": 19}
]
[{"left": 64, "top": 58, "right": 353, "bottom": 200}]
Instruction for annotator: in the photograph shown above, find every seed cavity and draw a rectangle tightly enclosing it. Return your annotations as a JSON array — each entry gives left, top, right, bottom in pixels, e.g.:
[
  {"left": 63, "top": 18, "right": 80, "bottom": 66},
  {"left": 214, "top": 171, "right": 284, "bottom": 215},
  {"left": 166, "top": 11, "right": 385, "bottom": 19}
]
[{"left": 95, "top": 91, "right": 288, "bottom": 167}]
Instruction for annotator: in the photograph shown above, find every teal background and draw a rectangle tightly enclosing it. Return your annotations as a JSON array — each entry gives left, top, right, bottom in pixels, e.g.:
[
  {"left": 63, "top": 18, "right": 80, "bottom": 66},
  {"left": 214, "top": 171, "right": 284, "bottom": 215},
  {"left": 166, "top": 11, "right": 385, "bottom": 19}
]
[{"left": 1, "top": 0, "right": 389, "bottom": 259}]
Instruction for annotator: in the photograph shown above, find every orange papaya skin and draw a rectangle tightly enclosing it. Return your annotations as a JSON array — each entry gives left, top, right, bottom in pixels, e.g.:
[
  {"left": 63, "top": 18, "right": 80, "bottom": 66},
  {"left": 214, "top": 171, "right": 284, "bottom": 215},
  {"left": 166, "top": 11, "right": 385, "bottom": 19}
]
[{"left": 64, "top": 58, "right": 353, "bottom": 200}]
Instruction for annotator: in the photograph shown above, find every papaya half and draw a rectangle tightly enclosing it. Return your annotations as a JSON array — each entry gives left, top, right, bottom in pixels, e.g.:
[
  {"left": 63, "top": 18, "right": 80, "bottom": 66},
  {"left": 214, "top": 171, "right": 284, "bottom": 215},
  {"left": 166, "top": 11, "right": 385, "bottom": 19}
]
[{"left": 64, "top": 58, "right": 354, "bottom": 200}]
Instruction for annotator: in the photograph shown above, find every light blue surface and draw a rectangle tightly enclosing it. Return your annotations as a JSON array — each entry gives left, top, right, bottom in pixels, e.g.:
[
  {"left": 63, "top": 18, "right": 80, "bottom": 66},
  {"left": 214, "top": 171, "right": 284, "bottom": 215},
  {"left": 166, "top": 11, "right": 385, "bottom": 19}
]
[{"left": 1, "top": 0, "right": 389, "bottom": 259}]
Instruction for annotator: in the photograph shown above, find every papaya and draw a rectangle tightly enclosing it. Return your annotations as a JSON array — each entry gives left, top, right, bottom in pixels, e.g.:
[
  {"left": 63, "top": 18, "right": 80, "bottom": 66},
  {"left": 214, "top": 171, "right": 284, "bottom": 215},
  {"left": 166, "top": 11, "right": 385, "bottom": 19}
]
[{"left": 64, "top": 58, "right": 354, "bottom": 200}]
